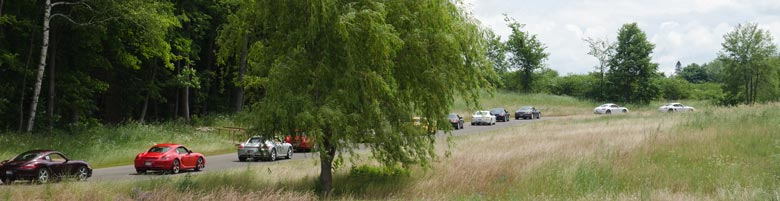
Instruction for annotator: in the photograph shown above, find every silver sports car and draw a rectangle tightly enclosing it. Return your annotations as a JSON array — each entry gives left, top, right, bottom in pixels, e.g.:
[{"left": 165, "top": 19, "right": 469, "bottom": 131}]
[{"left": 237, "top": 136, "right": 293, "bottom": 161}]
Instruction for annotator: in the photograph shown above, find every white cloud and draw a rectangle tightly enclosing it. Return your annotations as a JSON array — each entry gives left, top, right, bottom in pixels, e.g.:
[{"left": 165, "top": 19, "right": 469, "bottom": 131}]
[{"left": 466, "top": 0, "right": 780, "bottom": 75}]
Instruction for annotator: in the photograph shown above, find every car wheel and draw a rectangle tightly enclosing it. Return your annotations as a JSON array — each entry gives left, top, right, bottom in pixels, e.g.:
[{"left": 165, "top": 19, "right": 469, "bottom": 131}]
[
  {"left": 668, "top": 109, "right": 674, "bottom": 112},
  {"left": 76, "top": 166, "right": 89, "bottom": 181},
  {"left": 36, "top": 168, "right": 50, "bottom": 184},
  {"left": 537, "top": 114, "right": 541, "bottom": 119},
  {"left": 194, "top": 157, "right": 205, "bottom": 171},
  {"left": 622, "top": 109, "right": 628, "bottom": 113},
  {"left": 238, "top": 156, "right": 247, "bottom": 162},
  {"left": 269, "top": 149, "right": 277, "bottom": 161},
  {"left": 136, "top": 169, "right": 146, "bottom": 174},
  {"left": 170, "top": 159, "right": 180, "bottom": 174},
  {"left": 460, "top": 123, "right": 464, "bottom": 129},
  {"left": 0, "top": 177, "right": 12, "bottom": 185},
  {"left": 286, "top": 148, "right": 293, "bottom": 159},
  {"left": 606, "top": 110, "right": 612, "bottom": 114}
]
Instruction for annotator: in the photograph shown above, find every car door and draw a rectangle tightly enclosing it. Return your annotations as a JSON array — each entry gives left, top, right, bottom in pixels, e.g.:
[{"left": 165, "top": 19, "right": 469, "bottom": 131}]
[
  {"left": 46, "top": 153, "right": 69, "bottom": 177},
  {"left": 177, "top": 146, "right": 195, "bottom": 168},
  {"left": 674, "top": 104, "right": 685, "bottom": 112}
]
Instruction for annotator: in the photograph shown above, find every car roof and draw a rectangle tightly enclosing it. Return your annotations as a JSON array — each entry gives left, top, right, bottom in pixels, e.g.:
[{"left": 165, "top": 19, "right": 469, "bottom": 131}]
[
  {"left": 153, "top": 143, "right": 183, "bottom": 148},
  {"left": 20, "top": 150, "right": 59, "bottom": 155}
]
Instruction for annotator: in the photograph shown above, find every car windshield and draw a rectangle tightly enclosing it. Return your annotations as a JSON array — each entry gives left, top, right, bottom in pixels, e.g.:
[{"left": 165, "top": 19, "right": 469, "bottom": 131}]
[
  {"left": 600, "top": 104, "right": 611, "bottom": 107},
  {"left": 490, "top": 108, "right": 504, "bottom": 113},
  {"left": 12, "top": 151, "right": 41, "bottom": 161},
  {"left": 148, "top": 147, "right": 170, "bottom": 153},
  {"left": 248, "top": 137, "right": 264, "bottom": 143},
  {"left": 474, "top": 111, "right": 487, "bottom": 116},
  {"left": 448, "top": 114, "right": 458, "bottom": 119},
  {"left": 519, "top": 106, "right": 533, "bottom": 111}
]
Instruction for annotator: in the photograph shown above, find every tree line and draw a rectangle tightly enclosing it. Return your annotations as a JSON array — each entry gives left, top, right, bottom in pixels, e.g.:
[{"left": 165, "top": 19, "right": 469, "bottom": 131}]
[
  {"left": 1, "top": 0, "right": 244, "bottom": 132},
  {"left": 489, "top": 21, "right": 780, "bottom": 106}
]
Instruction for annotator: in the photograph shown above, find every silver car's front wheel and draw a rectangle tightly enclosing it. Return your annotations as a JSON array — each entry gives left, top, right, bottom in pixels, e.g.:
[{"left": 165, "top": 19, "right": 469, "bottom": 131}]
[{"left": 286, "top": 148, "right": 293, "bottom": 159}]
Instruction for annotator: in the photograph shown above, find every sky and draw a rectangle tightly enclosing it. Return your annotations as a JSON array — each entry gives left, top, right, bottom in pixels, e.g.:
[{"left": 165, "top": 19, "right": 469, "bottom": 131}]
[{"left": 462, "top": 0, "right": 780, "bottom": 75}]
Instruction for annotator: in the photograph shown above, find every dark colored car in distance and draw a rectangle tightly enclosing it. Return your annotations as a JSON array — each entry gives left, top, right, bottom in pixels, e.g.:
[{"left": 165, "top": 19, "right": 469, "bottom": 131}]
[
  {"left": 490, "top": 108, "right": 511, "bottom": 122},
  {"left": 0, "top": 150, "right": 92, "bottom": 184},
  {"left": 448, "top": 113, "right": 464, "bottom": 130},
  {"left": 515, "top": 106, "right": 541, "bottom": 120}
]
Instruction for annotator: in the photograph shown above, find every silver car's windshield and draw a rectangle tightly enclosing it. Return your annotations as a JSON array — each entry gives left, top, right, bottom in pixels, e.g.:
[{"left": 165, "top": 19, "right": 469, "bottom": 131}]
[{"left": 248, "top": 137, "right": 264, "bottom": 143}]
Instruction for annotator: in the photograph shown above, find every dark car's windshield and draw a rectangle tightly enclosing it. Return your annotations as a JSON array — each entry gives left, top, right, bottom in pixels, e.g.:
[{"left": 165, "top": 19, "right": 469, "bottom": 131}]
[
  {"left": 448, "top": 114, "right": 459, "bottom": 119},
  {"left": 519, "top": 106, "right": 533, "bottom": 111},
  {"left": 12, "top": 151, "right": 41, "bottom": 161},
  {"left": 490, "top": 108, "right": 504, "bottom": 114},
  {"left": 148, "top": 147, "right": 170, "bottom": 153}
]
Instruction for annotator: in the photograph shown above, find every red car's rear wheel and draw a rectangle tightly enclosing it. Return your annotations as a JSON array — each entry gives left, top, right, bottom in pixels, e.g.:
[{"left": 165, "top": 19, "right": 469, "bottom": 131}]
[{"left": 170, "top": 159, "right": 180, "bottom": 174}]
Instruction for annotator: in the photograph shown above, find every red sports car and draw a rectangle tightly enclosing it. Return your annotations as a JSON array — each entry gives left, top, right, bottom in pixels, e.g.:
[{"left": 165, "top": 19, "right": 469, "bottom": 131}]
[
  {"left": 134, "top": 144, "right": 205, "bottom": 174},
  {"left": 285, "top": 133, "right": 314, "bottom": 152}
]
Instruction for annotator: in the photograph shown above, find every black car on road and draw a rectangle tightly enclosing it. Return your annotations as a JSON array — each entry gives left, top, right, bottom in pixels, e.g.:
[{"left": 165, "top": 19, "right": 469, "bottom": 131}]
[
  {"left": 448, "top": 113, "right": 464, "bottom": 130},
  {"left": 490, "top": 108, "right": 511, "bottom": 122},
  {"left": 515, "top": 106, "right": 541, "bottom": 120}
]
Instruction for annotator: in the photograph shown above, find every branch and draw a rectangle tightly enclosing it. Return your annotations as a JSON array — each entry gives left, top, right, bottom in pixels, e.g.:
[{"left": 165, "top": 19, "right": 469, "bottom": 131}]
[
  {"left": 49, "top": 13, "right": 118, "bottom": 26},
  {"left": 51, "top": 1, "right": 93, "bottom": 11}
]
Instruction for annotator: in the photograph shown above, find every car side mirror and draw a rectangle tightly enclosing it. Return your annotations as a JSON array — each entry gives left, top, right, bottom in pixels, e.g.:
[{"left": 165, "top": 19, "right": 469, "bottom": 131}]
[{"left": 188, "top": 150, "right": 193, "bottom": 154}]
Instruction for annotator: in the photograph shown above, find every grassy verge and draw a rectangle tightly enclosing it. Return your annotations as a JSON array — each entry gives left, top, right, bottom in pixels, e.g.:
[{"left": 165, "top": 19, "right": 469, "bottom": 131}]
[{"left": 0, "top": 115, "right": 241, "bottom": 168}]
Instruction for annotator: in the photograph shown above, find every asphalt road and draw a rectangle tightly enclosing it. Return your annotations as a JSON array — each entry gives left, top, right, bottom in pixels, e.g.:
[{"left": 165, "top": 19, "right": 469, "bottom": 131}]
[{"left": 90, "top": 117, "right": 553, "bottom": 182}]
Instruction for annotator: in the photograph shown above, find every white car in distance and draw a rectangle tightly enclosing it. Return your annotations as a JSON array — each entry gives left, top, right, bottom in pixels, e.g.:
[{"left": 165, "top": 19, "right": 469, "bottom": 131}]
[
  {"left": 593, "top": 103, "right": 629, "bottom": 114},
  {"left": 471, "top": 110, "right": 496, "bottom": 126},
  {"left": 659, "top": 103, "right": 695, "bottom": 112}
]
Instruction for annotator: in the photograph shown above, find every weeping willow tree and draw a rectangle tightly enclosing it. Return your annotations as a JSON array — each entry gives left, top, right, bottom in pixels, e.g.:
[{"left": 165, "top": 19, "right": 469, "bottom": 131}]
[{"left": 221, "top": 0, "right": 495, "bottom": 196}]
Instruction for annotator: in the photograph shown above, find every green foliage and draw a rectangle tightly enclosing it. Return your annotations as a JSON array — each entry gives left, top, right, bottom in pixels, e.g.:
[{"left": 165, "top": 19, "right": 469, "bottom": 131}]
[
  {"left": 607, "top": 23, "right": 660, "bottom": 104},
  {"left": 504, "top": 16, "right": 549, "bottom": 93},
  {"left": 657, "top": 77, "right": 691, "bottom": 100},
  {"left": 550, "top": 74, "right": 598, "bottom": 98},
  {"left": 678, "top": 63, "right": 715, "bottom": 83},
  {"left": 718, "top": 22, "right": 780, "bottom": 105},
  {"left": 485, "top": 31, "right": 508, "bottom": 87}
]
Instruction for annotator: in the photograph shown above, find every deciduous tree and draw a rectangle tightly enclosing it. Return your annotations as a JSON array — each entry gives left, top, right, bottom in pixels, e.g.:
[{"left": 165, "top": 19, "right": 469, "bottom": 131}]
[
  {"left": 607, "top": 23, "right": 660, "bottom": 104},
  {"left": 504, "top": 16, "right": 548, "bottom": 93},
  {"left": 718, "top": 22, "right": 779, "bottom": 105},
  {"left": 227, "top": 0, "right": 494, "bottom": 197}
]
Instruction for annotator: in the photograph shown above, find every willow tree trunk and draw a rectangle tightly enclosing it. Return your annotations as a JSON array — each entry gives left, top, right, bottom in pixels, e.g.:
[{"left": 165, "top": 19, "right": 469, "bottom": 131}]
[
  {"left": 26, "top": 0, "right": 53, "bottom": 132},
  {"left": 234, "top": 35, "right": 248, "bottom": 112},
  {"left": 319, "top": 128, "right": 336, "bottom": 198}
]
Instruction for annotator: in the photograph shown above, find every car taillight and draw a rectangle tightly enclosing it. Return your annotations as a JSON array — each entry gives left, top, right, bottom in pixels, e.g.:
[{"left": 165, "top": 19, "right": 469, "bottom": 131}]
[
  {"left": 21, "top": 163, "right": 36, "bottom": 169},
  {"left": 238, "top": 144, "right": 244, "bottom": 149}
]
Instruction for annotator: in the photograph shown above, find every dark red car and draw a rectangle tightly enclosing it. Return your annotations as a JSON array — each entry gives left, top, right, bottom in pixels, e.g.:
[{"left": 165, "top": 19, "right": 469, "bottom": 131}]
[
  {"left": 134, "top": 144, "right": 205, "bottom": 174},
  {"left": 0, "top": 150, "right": 92, "bottom": 184}
]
